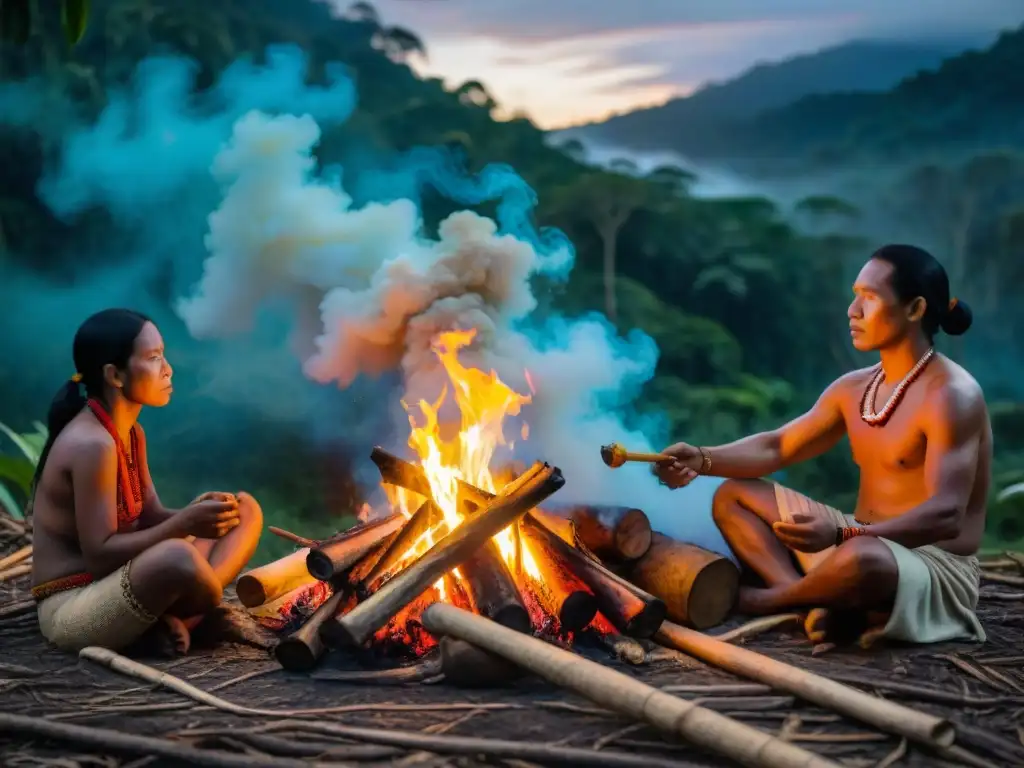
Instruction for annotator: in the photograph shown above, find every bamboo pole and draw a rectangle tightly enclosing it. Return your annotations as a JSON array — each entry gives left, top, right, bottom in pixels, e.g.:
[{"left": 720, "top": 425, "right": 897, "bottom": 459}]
[
  {"left": 421, "top": 603, "right": 838, "bottom": 768},
  {"left": 654, "top": 620, "right": 954, "bottom": 748},
  {"left": 306, "top": 514, "right": 406, "bottom": 581},
  {"left": 235, "top": 548, "right": 316, "bottom": 608},
  {"left": 331, "top": 463, "right": 563, "bottom": 648}
]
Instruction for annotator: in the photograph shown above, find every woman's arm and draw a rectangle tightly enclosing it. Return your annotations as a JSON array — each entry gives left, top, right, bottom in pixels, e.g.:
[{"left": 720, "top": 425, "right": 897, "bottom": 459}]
[
  {"left": 134, "top": 424, "right": 183, "bottom": 528},
  {"left": 72, "top": 433, "right": 188, "bottom": 576}
]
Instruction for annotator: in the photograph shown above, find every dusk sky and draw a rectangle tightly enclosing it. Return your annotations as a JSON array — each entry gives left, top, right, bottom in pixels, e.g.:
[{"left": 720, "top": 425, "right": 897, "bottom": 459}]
[{"left": 354, "top": 0, "right": 1022, "bottom": 129}]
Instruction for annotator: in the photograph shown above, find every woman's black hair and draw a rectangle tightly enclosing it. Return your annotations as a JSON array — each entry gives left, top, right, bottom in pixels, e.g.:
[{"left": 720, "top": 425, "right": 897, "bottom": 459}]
[
  {"left": 870, "top": 244, "right": 973, "bottom": 340},
  {"left": 31, "top": 309, "right": 153, "bottom": 492}
]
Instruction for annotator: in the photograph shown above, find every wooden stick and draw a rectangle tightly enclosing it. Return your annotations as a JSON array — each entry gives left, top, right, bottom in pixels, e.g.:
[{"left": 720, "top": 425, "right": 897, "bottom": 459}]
[
  {"left": 370, "top": 445, "right": 434, "bottom": 497},
  {"left": 0, "top": 713, "right": 315, "bottom": 768},
  {"left": 711, "top": 614, "right": 803, "bottom": 644},
  {"left": 0, "top": 544, "right": 31, "bottom": 571},
  {"left": 981, "top": 571, "right": 1024, "bottom": 587},
  {"left": 654, "top": 620, "right": 954, "bottom": 748},
  {"left": 266, "top": 526, "right": 315, "bottom": 548},
  {"left": 273, "top": 588, "right": 349, "bottom": 672},
  {"left": 628, "top": 533, "right": 739, "bottom": 630},
  {"left": 525, "top": 515, "right": 666, "bottom": 638},
  {"left": 235, "top": 548, "right": 316, "bottom": 608},
  {"left": 421, "top": 603, "right": 839, "bottom": 768},
  {"left": 305, "top": 513, "right": 405, "bottom": 581},
  {"left": 363, "top": 500, "right": 444, "bottom": 588},
  {"left": 544, "top": 503, "right": 652, "bottom": 562},
  {"left": 331, "top": 463, "right": 563, "bottom": 648},
  {"left": 600, "top": 442, "right": 670, "bottom": 468}
]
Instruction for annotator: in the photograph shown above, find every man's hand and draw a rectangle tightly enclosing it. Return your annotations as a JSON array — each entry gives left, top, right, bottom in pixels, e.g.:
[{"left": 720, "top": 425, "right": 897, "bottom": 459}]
[
  {"left": 771, "top": 513, "right": 836, "bottom": 553},
  {"left": 654, "top": 442, "right": 702, "bottom": 489},
  {"left": 191, "top": 491, "right": 237, "bottom": 505}
]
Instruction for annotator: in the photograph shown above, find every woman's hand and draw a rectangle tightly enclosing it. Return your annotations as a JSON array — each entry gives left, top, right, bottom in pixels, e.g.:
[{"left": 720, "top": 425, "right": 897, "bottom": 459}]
[
  {"left": 653, "top": 442, "right": 703, "bottom": 489},
  {"left": 179, "top": 495, "right": 240, "bottom": 539}
]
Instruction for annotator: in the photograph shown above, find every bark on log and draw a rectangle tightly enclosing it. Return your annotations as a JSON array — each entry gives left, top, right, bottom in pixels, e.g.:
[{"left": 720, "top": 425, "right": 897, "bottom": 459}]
[
  {"left": 236, "top": 549, "right": 316, "bottom": 609},
  {"left": 370, "top": 446, "right": 433, "bottom": 497},
  {"left": 330, "top": 462, "right": 563, "bottom": 647},
  {"left": 421, "top": 603, "right": 840, "bottom": 768},
  {"left": 439, "top": 636, "right": 525, "bottom": 688},
  {"left": 627, "top": 533, "right": 739, "bottom": 630},
  {"left": 460, "top": 538, "right": 531, "bottom": 633},
  {"left": 525, "top": 515, "right": 665, "bottom": 638},
  {"left": 543, "top": 504, "right": 652, "bottom": 562},
  {"left": 306, "top": 514, "right": 406, "bottom": 581},
  {"left": 273, "top": 587, "right": 349, "bottom": 672},
  {"left": 654, "top": 620, "right": 954, "bottom": 749},
  {"left": 518, "top": 520, "right": 598, "bottom": 632},
  {"left": 363, "top": 500, "right": 444, "bottom": 588}
]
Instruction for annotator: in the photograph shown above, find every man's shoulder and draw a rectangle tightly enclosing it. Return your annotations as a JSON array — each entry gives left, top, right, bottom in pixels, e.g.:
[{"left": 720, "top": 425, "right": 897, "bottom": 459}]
[
  {"left": 924, "top": 357, "right": 987, "bottom": 425},
  {"left": 824, "top": 366, "right": 877, "bottom": 399}
]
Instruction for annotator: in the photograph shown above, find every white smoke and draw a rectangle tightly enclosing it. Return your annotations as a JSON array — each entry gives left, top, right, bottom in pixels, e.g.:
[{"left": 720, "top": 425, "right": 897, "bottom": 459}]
[{"left": 178, "top": 110, "right": 729, "bottom": 554}]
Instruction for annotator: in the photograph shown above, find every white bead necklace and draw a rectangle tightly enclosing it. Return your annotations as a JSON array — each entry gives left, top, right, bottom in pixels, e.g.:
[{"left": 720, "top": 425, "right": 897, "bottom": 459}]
[{"left": 860, "top": 347, "right": 935, "bottom": 427}]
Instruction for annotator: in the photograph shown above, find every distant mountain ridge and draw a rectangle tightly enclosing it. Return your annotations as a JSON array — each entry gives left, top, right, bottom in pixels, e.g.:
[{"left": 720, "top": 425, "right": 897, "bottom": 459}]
[{"left": 577, "top": 35, "right": 992, "bottom": 158}]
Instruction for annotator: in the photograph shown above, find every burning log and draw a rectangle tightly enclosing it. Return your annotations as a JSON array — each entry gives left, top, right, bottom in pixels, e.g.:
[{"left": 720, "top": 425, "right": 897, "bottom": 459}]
[
  {"left": 329, "top": 462, "right": 564, "bottom": 648},
  {"left": 460, "top": 538, "right": 530, "bottom": 633},
  {"left": 235, "top": 548, "right": 317, "bottom": 609},
  {"left": 422, "top": 603, "right": 840, "bottom": 768},
  {"left": 363, "top": 500, "right": 444, "bottom": 589},
  {"left": 628, "top": 533, "right": 739, "bottom": 630},
  {"left": 370, "top": 446, "right": 433, "bottom": 497},
  {"left": 525, "top": 515, "right": 666, "bottom": 638},
  {"left": 306, "top": 514, "right": 406, "bottom": 581},
  {"left": 273, "top": 587, "right": 350, "bottom": 672},
  {"left": 543, "top": 504, "right": 652, "bottom": 562},
  {"left": 517, "top": 520, "right": 598, "bottom": 633},
  {"left": 439, "top": 636, "right": 525, "bottom": 688}
]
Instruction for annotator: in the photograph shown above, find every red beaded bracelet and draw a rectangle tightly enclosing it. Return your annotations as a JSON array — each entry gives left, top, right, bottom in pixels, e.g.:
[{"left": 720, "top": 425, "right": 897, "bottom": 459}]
[{"left": 841, "top": 526, "right": 867, "bottom": 543}]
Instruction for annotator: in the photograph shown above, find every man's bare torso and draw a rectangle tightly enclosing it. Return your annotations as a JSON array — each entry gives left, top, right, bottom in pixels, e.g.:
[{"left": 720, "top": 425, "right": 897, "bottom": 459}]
[{"left": 834, "top": 355, "right": 991, "bottom": 556}]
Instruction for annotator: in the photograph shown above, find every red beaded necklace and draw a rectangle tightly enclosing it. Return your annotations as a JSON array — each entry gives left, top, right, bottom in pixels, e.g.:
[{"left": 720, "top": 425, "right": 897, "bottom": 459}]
[
  {"left": 86, "top": 398, "right": 145, "bottom": 530},
  {"left": 859, "top": 347, "right": 935, "bottom": 427}
]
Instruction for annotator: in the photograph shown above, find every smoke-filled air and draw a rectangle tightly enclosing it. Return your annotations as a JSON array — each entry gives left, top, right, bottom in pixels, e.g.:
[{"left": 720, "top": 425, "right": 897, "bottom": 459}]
[{"left": 1, "top": 41, "right": 726, "bottom": 555}]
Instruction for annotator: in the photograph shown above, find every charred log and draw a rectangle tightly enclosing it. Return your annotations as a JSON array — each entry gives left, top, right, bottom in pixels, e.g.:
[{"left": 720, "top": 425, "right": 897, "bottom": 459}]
[
  {"left": 363, "top": 500, "right": 444, "bottom": 589},
  {"left": 542, "top": 504, "right": 652, "bottom": 562},
  {"left": 524, "top": 514, "right": 665, "bottom": 638},
  {"left": 306, "top": 514, "right": 406, "bottom": 581},
  {"left": 517, "top": 520, "right": 598, "bottom": 633},
  {"left": 460, "top": 538, "right": 530, "bottom": 633},
  {"left": 273, "top": 587, "right": 350, "bottom": 672}
]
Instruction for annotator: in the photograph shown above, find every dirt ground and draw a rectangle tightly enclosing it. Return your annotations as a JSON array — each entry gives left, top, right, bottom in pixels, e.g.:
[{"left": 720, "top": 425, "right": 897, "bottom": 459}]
[{"left": 3, "top": 525, "right": 1024, "bottom": 768}]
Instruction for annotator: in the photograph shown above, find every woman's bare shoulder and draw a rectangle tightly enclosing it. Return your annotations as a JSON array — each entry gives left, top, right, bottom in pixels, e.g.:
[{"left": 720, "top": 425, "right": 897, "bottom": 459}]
[{"left": 51, "top": 415, "right": 116, "bottom": 465}]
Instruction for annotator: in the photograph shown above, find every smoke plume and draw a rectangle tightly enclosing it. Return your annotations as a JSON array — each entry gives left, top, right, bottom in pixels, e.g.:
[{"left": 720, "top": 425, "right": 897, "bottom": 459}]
[{"left": 1, "top": 44, "right": 728, "bottom": 554}]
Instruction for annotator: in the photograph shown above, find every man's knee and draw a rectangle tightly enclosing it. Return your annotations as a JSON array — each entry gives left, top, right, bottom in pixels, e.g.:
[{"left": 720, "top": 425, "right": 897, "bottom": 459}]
[
  {"left": 712, "top": 478, "right": 775, "bottom": 528},
  {"left": 836, "top": 537, "right": 898, "bottom": 584},
  {"left": 142, "top": 540, "right": 220, "bottom": 593}
]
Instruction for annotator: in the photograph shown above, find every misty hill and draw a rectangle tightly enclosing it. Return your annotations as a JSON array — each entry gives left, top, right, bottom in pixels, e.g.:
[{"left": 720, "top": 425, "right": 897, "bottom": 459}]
[
  {"left": 581, "top": 24, "right": 1024, "bottom": 169},
  {"left": 577, "top": 37, "right": 978, "bottom": 153}
]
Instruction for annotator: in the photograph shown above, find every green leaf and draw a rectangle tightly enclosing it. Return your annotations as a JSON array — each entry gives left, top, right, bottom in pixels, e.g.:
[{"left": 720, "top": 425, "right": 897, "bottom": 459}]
[
  {"left": 61, "top": 0, "right": 90, "bottom": 46},
  {"left": 1, "top": 0, "right": 32, "bottom": 45},
  {"left": 0, "top": 483, "right": 24, "bottom": 520},
  {"left": 0, "top": 420, "right": 42, "bottom": 464},
  {"left": 0, "top": 455, "right": 35, "bottom": 497}
]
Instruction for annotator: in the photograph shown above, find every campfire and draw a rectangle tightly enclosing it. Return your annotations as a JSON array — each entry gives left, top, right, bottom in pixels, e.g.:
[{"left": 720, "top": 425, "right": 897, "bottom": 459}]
[{"left": 237, "top": 329, "right": 740, "bottom": 673}]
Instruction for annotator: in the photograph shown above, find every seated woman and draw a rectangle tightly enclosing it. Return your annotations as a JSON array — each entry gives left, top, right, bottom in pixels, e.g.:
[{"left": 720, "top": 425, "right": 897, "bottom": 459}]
[{"left": 29, "top": 308, "right": 263, "bottom": 654}]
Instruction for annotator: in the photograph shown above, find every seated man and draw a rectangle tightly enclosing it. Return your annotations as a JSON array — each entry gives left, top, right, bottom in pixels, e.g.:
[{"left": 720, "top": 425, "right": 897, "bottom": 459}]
[
  {"left": 29, "top": 308, "right": 264, "bottom": 655},
  {"left": 656, "top": 244, "right": 989, "bottom": 647}
]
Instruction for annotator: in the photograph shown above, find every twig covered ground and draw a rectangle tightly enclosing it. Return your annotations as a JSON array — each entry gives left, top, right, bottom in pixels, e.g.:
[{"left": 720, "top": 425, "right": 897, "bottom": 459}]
[{"left": 3, "top": 521, "right": 1024, "bottom": 768}]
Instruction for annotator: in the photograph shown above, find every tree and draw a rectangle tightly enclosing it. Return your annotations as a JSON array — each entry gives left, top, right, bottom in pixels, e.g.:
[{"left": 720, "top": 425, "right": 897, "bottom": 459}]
[
  {"left": 373, "top": 26, "right": 427, "bottom": 63},
  {"left": 344, "top": 1, "right": 380, "bottom": 26},
  {"left": 454, "top": 80, "right": 495, "bottom": 111},
  {"left": 0, "top": 0, "right": 89, "bottom": 46}
]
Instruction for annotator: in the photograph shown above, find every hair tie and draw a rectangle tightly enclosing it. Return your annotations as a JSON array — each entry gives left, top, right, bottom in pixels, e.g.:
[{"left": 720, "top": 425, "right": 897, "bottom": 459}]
[
  {"left": 70, "top": 373, "right": 83, "bottom": 383},
  {"left": 948, "top": 297, "right": 958, "bottom": 313}
]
